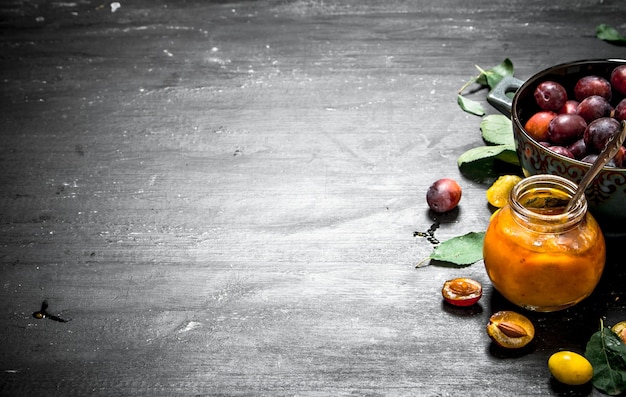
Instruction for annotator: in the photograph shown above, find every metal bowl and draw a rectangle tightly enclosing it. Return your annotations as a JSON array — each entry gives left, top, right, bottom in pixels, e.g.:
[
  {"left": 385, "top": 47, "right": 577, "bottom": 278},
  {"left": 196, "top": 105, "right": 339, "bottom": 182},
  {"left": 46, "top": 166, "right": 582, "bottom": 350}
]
[{"left": 488, "top": 59, "right": 626, "bottom": 235}]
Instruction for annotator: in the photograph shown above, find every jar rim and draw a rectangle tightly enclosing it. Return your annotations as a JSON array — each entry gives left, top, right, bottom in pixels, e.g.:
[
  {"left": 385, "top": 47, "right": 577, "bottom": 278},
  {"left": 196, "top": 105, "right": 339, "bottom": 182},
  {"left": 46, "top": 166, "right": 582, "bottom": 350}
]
[{"left": 509, "top": 174, "right": 587, "bottom": 228}]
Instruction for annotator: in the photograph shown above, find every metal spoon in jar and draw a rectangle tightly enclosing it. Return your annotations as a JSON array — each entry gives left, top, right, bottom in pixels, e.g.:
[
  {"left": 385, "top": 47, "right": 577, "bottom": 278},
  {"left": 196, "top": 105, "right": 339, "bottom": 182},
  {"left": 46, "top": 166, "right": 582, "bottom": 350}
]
[{"left": 565, "top": 120, "right": 626, "bottom": 212}]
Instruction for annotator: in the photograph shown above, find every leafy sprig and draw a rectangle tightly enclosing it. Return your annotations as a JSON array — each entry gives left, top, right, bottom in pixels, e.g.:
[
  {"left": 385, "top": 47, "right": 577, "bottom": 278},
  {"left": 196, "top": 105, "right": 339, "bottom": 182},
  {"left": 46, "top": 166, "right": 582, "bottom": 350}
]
[
  {"left": 456, "top": 59, "right": 521, "bottom": 184},
  {"left": 585, "top": 319, "right": 626, "bottom": 395},
  {"left": 457, "top": 59, "right": 514, "bottom": 116},
  {"left": 457, "top": 114, "right": 520, "bottom": 184}
]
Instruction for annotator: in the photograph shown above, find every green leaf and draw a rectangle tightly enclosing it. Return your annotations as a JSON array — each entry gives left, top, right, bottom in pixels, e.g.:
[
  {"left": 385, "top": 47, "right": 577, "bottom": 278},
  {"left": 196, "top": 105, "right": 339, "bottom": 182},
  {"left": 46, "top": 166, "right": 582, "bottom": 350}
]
[
  {"left": 596, "top": 24, "right": 626, "bottom": 44},
  {"left": 458, "top": 144, "right": 516, "bottom": 164},
  {"left": 424, "top": 232, "right": 486, "bottom": 267},
  {"left": 457, "top": 59, "right": 514, "bottom": 115},
  {"left": 457, "top": 95, "right": 485, "bottom": 116},
  {"left": 457, "top": 144, "right": 520, "bottom": 184},
  {"left": 584, "top": 321, "right": 626, "bottom": 396},
  {"left": 480, "top": 114, "right": 514, "bottom": 145},
  {"left": 475, "top": 58, "right": 514, "bottom": 90}
]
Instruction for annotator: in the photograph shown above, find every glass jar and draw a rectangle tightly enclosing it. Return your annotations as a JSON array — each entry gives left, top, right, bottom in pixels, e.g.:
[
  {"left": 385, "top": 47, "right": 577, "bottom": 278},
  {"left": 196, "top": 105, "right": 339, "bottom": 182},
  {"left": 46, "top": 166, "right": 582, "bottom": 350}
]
[{"left": 483, "top": 174, "right": 605, "bottom": 312}]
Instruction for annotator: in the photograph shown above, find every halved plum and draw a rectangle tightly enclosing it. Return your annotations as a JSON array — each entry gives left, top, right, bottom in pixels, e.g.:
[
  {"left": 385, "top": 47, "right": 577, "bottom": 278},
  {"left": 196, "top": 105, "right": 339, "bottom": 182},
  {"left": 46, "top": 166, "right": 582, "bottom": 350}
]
[
  {"left": 486, "top": 310, "right": 535, "bottom": 349},
  {"left": 441, "top": 278, "right": 482, "bottom": 307}
]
